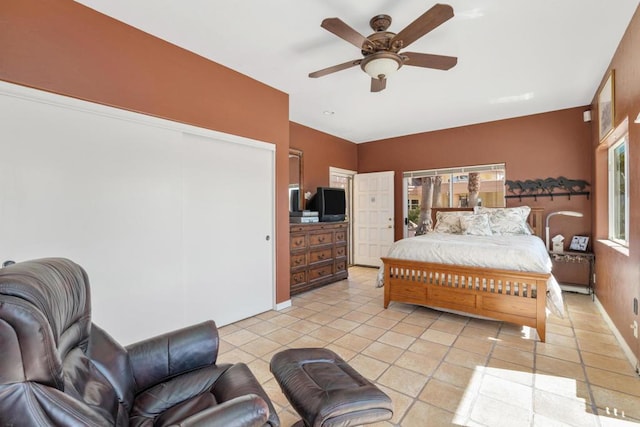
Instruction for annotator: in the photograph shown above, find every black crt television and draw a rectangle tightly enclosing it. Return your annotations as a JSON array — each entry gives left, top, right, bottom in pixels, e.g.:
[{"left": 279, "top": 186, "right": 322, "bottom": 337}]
[{"left": 308, "top": 187, "right": 346, "bottom": 222}]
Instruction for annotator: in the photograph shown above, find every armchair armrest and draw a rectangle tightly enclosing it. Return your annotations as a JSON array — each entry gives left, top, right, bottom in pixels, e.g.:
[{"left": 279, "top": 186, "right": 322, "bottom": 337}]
[
  {"left": 170, "top": 394, "right": 269, "bottom": 427},
  {"left": 126, "top": 320, "right": 219, "bottom": 391}
]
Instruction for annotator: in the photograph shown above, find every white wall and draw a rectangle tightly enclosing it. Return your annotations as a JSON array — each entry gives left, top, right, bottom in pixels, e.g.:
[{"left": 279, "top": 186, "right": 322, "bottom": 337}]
[{"left": 0, "top": 82, "right": 275, "bottom": 344}]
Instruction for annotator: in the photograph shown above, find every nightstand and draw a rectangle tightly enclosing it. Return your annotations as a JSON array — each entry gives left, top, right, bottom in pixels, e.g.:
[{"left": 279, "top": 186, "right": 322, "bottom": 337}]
[{"left": 548, "top": 251, "right": 595, "bottom": 298}]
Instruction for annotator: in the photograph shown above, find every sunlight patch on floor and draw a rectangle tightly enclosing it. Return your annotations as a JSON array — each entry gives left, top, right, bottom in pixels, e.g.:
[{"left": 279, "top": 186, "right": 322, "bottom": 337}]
[{"left": 454, "top": 366, "right": 637, "bottom": 426}]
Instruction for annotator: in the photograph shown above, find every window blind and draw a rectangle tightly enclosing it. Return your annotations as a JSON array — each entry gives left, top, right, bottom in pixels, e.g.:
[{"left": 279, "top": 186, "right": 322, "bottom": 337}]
[{"left": 403, "top": 163, "right": 505, "bottom": 179}]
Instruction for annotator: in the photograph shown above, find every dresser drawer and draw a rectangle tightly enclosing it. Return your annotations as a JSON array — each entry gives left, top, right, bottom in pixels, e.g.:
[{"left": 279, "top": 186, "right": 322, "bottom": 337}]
[
  {"left": 335, "top": 259, "right": 347, "bottom": 273},
  {"left": 309, "top": 232, "right": 332, "bottom": 246},
  {"left": 334, "top": 244, "right": 347, "bottom": 259},
  {"left": 290, "top": 224, "right": 310, "bottom": 233},
  {"left": 335, "top": 230, "right": 347, "bottom": 243},
  {"left": 309, "top": 248, "right": 332, "bottom": 264},
  {"left": 290, "top": 234, "right": 307, "bottom": 250},
  {"left": 290, "top": 253, "right": 306, "bottom": 268},
  {"left": 309, "top": 263, "right": 333, "bottom": 281},
  {"left": 291, "top": 271, "right": 307, "bottom": 286}
]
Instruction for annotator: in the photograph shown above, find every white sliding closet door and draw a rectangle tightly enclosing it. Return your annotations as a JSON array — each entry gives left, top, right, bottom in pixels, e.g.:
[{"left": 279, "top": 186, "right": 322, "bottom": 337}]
[
  {"left": 0, "top": 81, "right": 274, "bottom": 344},
  {"left": 181, "top": 132, "right": 274, "bottom": 326}
]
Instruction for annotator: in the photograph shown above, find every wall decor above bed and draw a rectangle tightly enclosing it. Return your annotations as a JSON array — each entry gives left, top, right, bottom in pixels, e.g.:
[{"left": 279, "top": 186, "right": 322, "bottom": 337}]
[{"left": 505, "top": 176, "right": 590, "bottom": 201}]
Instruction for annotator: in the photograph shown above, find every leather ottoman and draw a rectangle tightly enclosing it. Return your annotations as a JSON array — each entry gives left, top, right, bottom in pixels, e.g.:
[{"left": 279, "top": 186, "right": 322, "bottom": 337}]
[{"left": 270, "top": 348, "right": 393, "bottom": 427}]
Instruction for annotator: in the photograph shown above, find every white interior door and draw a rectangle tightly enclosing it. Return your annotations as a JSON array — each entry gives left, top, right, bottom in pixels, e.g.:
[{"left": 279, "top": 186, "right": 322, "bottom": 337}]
[{"left": 353, "top": 171, "right": 394, "bottom": 267}]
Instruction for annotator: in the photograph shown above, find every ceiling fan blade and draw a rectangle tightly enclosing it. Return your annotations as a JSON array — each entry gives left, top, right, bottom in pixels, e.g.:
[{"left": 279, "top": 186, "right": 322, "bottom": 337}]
[
  {"left": 390, "top": 4, "right": 454, "bottom": 50},
  {"left": 371, "top": 78, "right": 386, "bottom": 92},
  {"left": 309, "top": 59, "right": 362, "bottom": 78},
  {"left": 321, "top": 18, "right": 375, "bottom": 52},
  {"left": 402, "top": 52, "right": 457, "bottom": 70}
]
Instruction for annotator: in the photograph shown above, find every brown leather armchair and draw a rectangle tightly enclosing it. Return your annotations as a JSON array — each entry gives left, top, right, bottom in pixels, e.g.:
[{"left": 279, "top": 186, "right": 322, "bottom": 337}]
[{"left": 0, "top": 258, "right": 280, "bottom": 427}]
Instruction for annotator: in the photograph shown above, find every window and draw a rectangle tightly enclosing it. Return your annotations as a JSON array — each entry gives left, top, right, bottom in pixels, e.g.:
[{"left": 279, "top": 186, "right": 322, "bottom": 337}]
[
  {"left": 608, "top": 134, "right": 628, "bottom": 246},
  {"left": 329, "top": 170, "right": 353, "bottom": 221},
  {"left": 403, "top": 163, "right": 506, "bottom": 209},
  {"left": 330, "top": 167, "right": 356, "bottom": 262},
  {"left": 402, "top": 163, "right": 506, "bottom": 236}
]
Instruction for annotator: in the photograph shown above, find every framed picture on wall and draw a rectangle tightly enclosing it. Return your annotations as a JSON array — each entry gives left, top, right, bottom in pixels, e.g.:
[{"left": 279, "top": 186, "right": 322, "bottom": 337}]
[
  {"left": 598, "top": 70, "right": 615, "bottom": 142},
  {"left": 569, "top": 235, "right": 589, "bottom": 252}
]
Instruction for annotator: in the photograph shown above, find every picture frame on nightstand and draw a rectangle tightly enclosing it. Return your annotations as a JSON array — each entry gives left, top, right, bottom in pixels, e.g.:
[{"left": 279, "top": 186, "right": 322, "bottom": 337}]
[{"left": 569, "top": 235, "right": 589, "bottom": 252}]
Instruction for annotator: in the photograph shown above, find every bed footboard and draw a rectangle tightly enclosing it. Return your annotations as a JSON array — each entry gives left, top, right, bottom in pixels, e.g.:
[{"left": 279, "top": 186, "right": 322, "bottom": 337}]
[{"left": 382, "top": 257, "right": 549, "bottom": 342}]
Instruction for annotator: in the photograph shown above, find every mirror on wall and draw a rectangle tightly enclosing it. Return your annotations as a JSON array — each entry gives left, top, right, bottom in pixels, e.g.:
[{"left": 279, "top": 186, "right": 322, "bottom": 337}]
[{"left": 289, "top": 148, "right": 303, "bottom": 212}]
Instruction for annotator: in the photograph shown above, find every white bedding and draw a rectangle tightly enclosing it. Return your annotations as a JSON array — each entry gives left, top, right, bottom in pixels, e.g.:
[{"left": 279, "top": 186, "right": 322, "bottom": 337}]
[{"left": 377, "top": 233, "right": 564, "bottom": 317}]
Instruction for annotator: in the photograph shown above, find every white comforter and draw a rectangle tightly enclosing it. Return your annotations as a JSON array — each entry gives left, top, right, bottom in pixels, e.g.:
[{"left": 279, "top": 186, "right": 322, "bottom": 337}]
[{"left": 377, "top": 233, "right": 564, "bottom": 317}]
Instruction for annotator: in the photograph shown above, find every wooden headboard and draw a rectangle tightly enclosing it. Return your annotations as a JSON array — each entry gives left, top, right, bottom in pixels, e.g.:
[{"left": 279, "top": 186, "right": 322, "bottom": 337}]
[{"left": 430, "top": 207, "right": 544, "bottom": 239}]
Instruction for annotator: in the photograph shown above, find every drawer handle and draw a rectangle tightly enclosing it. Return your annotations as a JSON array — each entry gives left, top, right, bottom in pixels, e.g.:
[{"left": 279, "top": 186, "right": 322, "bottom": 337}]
[
  {"left": 318, "top": 237, "right": 325, "bottom": 242},
  {"left": 294, "top": 239, "right": 304, "bottom": 246},
  {"left": 294, "top": 259, "right": 302, "bottom": 265},
  {"left": 318, "top": 254, "right": 325, "bottom": 259}
]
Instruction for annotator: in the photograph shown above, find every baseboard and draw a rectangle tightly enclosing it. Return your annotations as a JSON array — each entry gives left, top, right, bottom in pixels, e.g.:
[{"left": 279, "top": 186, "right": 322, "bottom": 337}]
[
  {"left": 593, "top": 296, "right": 639, "bottom": 375},
  {"left": 559, "top": 283, "right": 590, "bottom": 294},
  {"left": 275, "top": 300, "right": 292, "bottom": 311}
]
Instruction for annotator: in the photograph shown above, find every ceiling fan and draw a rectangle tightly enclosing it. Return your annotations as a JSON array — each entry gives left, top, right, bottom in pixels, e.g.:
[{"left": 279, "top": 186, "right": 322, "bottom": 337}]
[{"left": 309, "top": 3, "right": 457, "bottom": 92}]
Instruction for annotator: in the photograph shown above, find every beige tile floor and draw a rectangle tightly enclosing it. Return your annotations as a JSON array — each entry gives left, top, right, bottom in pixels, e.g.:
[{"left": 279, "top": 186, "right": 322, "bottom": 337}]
[{"left": 217, "top": 266, "right": 640, "bottom": 426}]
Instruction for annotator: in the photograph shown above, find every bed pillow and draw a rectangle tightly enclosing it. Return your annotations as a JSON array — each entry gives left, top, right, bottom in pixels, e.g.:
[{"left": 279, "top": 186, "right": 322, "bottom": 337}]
[
  {"left": 433, "top": 211, "right": 474, "bottom": 234},
  {"left": 460, "top": 213, "right": 493, "bottom": 236},
  {"left": 475, "top": 206, "right": 532, "bottom": 235}
]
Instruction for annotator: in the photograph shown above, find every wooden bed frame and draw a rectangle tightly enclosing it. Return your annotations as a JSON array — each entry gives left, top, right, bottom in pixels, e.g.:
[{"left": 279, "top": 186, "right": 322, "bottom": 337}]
[{"left": 382, "top": 207, "right": 550, "bottom": 341}]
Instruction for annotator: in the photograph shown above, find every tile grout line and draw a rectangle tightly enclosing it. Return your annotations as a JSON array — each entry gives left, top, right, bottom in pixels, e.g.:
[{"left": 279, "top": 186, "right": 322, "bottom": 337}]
[
  {"left": 223, "top": 270, "right": 640, "bottom": 425},
  {"left": 393, "top": 309, "right": 456, "bottom": 426},
  {"left": 448, "top": 314, "right": 493, "bottom": 427},
  {"left": 567, "top": 303, "right": 603, "bottom": 426}
]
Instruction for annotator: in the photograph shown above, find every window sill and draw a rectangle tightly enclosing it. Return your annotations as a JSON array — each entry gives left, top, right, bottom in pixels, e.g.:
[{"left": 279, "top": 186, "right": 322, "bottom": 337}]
[{"left": 596, "top": 239, "right": 629, "bottom": 257}]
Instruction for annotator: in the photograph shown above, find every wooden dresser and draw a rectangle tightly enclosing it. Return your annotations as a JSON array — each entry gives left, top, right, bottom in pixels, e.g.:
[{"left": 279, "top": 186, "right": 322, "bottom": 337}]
[{"left": 289, "top": 222, "right": 348, "bottom": 295}]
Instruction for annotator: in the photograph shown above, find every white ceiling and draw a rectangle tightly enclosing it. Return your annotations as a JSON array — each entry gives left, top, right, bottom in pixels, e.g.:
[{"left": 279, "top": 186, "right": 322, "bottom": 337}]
[{"left": 75, "top": 1, "right": 638, "bottom": 143}]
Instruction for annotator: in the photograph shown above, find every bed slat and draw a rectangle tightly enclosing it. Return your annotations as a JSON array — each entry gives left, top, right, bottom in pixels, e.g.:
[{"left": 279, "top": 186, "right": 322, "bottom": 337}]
[{"left": 383, "top": 257, "right": 549, "bottom": 341}]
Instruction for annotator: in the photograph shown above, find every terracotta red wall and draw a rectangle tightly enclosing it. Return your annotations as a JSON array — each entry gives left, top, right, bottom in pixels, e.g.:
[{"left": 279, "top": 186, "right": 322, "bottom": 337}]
[
  {"left": 591, "top": 5, "right": 640, "bottom": 361},
  {"left": 0, "top": 1, "right": 292, "bottom": 302},
  {"left": 290, "top": 122, "right": 358, "bottom": 208},
  {"left": 358, "top": 107, "right": 593, "bottom": 247}
]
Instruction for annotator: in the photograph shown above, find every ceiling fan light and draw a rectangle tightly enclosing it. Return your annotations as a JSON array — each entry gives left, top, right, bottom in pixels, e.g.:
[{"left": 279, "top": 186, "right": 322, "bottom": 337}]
[{"left": 363, "top": 56, "right": 401, "bottom": 79}]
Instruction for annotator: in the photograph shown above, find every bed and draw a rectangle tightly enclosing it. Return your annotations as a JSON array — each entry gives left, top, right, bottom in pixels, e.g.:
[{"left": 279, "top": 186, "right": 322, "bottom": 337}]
[{"left": 379, "top": 207, "right": 563, "bottom": 342}]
